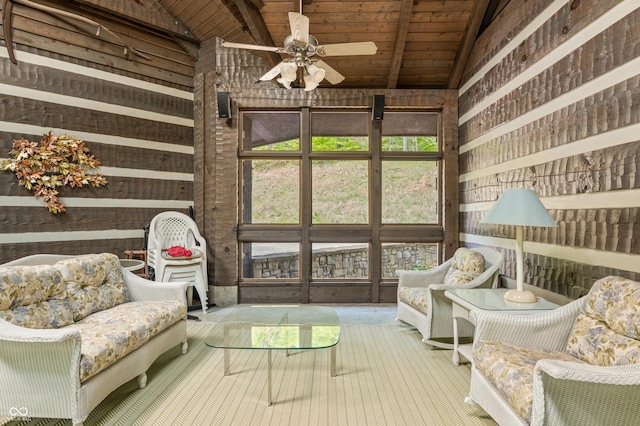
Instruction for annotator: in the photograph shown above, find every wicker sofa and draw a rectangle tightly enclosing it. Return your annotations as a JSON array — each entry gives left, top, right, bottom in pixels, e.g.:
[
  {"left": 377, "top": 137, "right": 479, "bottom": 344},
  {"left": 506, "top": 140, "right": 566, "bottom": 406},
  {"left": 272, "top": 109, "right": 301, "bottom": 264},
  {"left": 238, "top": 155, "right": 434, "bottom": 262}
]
[
  {"left": 468, "top": 275, "right": 640, "bottom": 426},
  {"left": 0, "top": 253, "right": 189, "bottom": 426}
]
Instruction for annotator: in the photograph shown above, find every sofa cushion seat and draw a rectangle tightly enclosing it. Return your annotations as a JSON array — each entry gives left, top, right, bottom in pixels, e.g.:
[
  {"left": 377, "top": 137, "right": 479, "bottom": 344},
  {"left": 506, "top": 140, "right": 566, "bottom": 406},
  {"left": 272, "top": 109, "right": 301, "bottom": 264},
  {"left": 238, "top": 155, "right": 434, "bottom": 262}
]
[
  {"left": 66, "top": 300, "right": 187, "bottom": 381},
  {"left": 398, "top": 287, "right": 430, "bottom": 314},
  {"left": 473, "top": 340, "right": 587, "bottom": 424}
]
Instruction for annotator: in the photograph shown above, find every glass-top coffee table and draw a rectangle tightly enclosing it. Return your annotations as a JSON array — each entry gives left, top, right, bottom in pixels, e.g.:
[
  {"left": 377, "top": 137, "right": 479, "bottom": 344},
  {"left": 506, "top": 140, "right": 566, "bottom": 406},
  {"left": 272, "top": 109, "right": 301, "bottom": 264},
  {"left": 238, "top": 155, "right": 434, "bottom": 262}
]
[{"left": 205, "top": 305, "right": 340, "bottom": 405}]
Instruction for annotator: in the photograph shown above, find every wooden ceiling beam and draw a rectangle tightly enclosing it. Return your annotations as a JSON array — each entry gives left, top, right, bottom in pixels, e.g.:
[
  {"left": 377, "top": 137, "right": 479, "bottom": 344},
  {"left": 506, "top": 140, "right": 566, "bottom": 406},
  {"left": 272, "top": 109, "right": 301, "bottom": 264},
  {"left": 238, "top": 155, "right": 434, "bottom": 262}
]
[
  {"left": 447, "top": 0, "right": 491, "bottom": 89},
  {"left": 70, "top": 0, "right": 199, "bottom": 43},
  {"left": 229, "top": 0, "right": 280, "bottom": 69},
  {"left": 387, "top": 0, "right": 413, "bottom": 89}
]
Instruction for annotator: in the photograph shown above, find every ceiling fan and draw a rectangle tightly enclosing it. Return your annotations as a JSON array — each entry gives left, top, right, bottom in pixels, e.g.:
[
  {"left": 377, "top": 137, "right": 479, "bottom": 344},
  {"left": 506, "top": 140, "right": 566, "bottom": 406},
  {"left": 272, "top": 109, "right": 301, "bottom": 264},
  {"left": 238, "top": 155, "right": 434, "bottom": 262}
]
[{"left": 222, "top": 11, "right": 377, "bottom": 91}]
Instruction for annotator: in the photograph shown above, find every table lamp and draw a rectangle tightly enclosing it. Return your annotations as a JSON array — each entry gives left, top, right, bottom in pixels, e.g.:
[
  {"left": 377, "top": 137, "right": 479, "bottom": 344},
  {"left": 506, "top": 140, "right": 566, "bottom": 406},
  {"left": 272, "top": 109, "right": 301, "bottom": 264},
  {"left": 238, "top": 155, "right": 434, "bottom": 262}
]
[{"left": 481, "top": 189, "right": 557, "bottom": 303}]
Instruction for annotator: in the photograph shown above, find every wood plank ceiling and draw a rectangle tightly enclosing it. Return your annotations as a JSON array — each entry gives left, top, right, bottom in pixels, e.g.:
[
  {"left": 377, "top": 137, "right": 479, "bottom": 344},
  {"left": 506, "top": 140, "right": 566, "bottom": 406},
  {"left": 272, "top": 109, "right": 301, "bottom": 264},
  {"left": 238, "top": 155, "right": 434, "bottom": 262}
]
[
  {"left": 2, "top": 0, "right": 507, "bottom": 89},
  {"left": 157, "top": 0, "right": 502, "bottom": 90}
]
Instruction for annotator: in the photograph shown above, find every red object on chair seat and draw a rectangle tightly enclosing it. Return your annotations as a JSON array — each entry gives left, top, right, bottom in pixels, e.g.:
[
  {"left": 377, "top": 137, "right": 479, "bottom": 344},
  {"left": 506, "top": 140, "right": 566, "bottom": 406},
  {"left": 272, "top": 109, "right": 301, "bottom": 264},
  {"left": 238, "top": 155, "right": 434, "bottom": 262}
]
[{"left": 166, "top": 246, "right": 192, "bottom": 257}]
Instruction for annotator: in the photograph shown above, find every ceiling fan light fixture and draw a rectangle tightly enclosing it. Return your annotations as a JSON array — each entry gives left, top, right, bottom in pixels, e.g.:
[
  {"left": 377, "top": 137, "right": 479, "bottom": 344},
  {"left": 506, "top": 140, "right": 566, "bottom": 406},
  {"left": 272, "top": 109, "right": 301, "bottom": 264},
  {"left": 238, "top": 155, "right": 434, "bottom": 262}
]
[
  {"left": 280, "top": 63, "right": 297, "bottom": 80},
  {"left": 303, "top": 75, "right": 318, "bottom": 91},
  {"left": 277, "top": 63, "right": 297, "bottom": 89},
  {"left": 308, "top": 64, "right": 326, "bottom": 83},
  {"left": 303, "top": 64, "right": 326, "bottom": 91},
  {"left": 277, "top": 77, "right": 292, "bottom": 89}
]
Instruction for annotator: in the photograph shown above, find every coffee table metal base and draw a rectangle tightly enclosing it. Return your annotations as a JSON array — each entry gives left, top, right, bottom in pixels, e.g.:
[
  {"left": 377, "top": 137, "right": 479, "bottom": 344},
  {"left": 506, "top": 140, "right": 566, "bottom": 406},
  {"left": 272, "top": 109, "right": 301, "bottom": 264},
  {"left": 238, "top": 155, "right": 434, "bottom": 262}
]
[{"left": 223, "top": 346, "right": 337, "bottom": 406}]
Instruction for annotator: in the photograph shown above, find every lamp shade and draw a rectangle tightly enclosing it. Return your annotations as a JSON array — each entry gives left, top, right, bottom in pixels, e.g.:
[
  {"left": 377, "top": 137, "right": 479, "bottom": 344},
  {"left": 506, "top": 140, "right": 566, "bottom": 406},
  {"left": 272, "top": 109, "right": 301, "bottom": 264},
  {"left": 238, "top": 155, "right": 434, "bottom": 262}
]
[{"left": 481, "top": 189, "right": 557, "bottom": 227}]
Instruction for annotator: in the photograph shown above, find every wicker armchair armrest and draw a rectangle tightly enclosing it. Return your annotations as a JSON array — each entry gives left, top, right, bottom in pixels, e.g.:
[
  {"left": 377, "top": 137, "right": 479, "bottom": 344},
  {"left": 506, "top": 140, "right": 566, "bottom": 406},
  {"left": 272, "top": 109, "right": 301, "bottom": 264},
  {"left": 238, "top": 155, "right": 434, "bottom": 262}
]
[
  {"left": 0, "top": 318, "right": 82, "bottom": 415},
  {"left": 123, "top": 270, "right": 189, "bottom": 304},
  {"left": 531, "top": 360, "right": 640, "bottom": 426},
  {"left": 397, "top": 258, "right": 453, "bottom": 289},
  {"left": 0, "top": 317, "right": 81, "bottom": 344},
  {"left": 472, "top": 299, "right": 584, "bottom": 352}
]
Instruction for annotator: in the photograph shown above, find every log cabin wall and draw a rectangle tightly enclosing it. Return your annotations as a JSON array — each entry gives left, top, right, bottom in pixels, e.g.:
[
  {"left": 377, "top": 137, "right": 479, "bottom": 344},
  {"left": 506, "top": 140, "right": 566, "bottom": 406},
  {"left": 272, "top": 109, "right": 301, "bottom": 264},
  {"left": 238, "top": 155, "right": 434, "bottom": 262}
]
[
  {"left": 0, "top": 1, "right": 195, "bottom": 262},
  {"left": 459, "top": 0, "right": 640, "bottom": 298},
  {"left": 196, "top": 38, "right": 459, "bottom": 304}
]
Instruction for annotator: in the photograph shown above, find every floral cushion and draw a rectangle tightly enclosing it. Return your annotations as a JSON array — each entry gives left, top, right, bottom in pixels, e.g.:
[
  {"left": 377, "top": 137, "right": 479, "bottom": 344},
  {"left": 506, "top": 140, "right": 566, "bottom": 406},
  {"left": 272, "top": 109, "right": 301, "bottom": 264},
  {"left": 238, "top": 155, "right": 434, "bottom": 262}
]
[
  {"left": 66, "top": 300, "right": 187, "bottom": 382},
  {"left": 54, "top": 253, "right": 131, "bottom": 321},
  {"left": 566, "top": 275, "right": 640, "bottom": 366},
  {"left": 443, "top": 248, "right": 485, "bottom": 286},
  {"left": 0, "top": 264, "right": 74, "bottom": 328},
  {"left": 473, "top": 340, "right": 586, "bottom": 424},
  {"left": 398, "top": 287, "right": 430, "bottom": 314}
]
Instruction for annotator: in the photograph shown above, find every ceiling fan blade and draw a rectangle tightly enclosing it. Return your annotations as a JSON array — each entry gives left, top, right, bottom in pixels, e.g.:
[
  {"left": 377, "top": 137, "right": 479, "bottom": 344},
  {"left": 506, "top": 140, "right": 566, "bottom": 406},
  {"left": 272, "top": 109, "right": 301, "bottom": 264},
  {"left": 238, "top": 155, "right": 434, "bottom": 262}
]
[
  {"left": 318, "top": 41, "right": 378, "bottom": 56},
  {"left": 259, "top": 62, "right": 286, "bottom": 81},
  {"left": 315, "top": 60, "right": 345, "bottom": 85},
  {"left": 288, "top": 12, "right": 309, "bottom": 44},
  {"left": 223, "top": 41, "right": 280, "bottom": 53}
]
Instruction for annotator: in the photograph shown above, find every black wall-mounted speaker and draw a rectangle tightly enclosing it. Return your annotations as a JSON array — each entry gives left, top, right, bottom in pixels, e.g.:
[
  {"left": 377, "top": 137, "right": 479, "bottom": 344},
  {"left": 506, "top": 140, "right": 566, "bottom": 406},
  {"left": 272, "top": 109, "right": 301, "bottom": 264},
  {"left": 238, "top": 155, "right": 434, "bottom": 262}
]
[
  {"left": 217, "top": 91, "right": 230, "bottom": 119},
  {"left": 372, "top": 94, "right": 385, "bottom": 121}
]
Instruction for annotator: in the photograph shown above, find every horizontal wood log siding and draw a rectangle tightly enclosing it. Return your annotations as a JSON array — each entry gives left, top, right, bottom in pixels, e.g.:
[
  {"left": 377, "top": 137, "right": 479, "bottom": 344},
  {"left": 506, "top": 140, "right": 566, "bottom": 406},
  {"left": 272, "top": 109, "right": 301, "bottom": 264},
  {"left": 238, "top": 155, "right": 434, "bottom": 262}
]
[
  {"left": 0, "top": 4, "right": 195, "bottom": 262},
  {"left": 458, "top": 0, "right": 640, "bottom": 297},
  {"left": 199, "top": 38, "right": 459, "bottom": 304}
]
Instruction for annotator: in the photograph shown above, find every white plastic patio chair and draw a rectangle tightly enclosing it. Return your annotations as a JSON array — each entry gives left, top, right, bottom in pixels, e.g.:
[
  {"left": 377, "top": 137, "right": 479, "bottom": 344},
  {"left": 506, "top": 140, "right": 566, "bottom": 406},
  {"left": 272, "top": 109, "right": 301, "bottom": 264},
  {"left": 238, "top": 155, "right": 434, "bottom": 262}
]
[{"left": 147, "top": 211, "right": 209, "bottom": 313}]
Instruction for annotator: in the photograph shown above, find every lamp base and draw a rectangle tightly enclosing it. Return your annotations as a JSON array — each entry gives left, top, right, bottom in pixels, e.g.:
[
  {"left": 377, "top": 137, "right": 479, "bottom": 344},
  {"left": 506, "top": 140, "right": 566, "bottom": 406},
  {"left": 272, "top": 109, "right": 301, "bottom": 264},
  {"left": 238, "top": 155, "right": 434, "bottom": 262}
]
[{"left": 504, "top": 288, "right": 538, "bottom": 303}]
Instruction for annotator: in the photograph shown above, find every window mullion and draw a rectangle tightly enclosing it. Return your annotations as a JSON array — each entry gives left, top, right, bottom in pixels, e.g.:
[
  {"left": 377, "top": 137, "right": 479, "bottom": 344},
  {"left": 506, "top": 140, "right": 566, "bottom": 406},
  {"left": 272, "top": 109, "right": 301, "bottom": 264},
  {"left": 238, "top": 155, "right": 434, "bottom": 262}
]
[
  {"left": 300, "top": 108, "right": 311, "bottom": 302},
  {"left": 370, "top": 118, "right": 382, "bottom": 302}
]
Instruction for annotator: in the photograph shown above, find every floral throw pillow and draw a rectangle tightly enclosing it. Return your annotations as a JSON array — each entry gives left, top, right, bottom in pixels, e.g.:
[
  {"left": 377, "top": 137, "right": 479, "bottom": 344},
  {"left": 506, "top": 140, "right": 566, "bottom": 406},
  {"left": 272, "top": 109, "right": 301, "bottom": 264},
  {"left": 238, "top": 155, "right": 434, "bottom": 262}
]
[
  {"left": 443, "top": 248, "right": 485, "bottom": 286},
  {"left": 55, "top": 253, "right": 130, "bottom": 321},
  {"left": 566, "top": 275, "right": 640, "bottom": 366},
  {"left": 0, "top": 264, "right": 74, "bottom": 329}
]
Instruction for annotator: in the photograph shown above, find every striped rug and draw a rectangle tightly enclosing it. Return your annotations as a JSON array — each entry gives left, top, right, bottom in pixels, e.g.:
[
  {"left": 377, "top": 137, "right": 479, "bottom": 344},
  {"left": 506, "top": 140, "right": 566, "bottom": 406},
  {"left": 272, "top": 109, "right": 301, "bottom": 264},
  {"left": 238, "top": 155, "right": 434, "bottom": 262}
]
[{"left": 1, "top": 322, "right": 497, "bottom": 425}]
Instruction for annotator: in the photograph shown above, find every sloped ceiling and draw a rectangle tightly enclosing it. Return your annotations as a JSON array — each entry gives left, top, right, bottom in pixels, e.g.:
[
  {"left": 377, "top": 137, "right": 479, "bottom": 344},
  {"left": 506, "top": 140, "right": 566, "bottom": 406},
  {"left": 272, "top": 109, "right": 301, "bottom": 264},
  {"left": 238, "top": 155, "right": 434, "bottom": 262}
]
[{"left": 27, "top": 0, "right": 503, "bottom": 90}]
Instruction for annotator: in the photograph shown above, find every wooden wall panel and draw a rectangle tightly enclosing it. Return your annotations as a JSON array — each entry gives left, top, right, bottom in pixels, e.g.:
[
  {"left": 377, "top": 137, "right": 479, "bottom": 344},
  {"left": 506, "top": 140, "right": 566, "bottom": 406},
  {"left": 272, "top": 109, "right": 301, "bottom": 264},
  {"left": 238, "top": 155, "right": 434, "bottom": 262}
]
[
  {"left": 2, "top": 0, "right": 195, "bottom": 86},
  {"left": 458, "top": 0, "right": 640, "bottom": 298},
  {"left": 0, "top": 5, "right": 195, "bottom": 264},
  {"left": 460, "top": 0, "right": 624, "bottom": 113},
  {"left": 459, "top": 77, "right": 640, "bottom": 177},
  {"left": 460, "top": 9, "right": 640, "bottom": 146},
  {"left": 1, "top": 238, "right": 147, "bottom": 263},
  {"left": 0, "top": 96, "right": 192, "bottom": 144},
  {"left": 0, "top": 175, "right": 193, "bottom": 202},
  {"left": 0, "top": 58, "right": 193, "bottom": 119},
  {"left": 238, "top": 285, "right": 303, "bottom": 304}
]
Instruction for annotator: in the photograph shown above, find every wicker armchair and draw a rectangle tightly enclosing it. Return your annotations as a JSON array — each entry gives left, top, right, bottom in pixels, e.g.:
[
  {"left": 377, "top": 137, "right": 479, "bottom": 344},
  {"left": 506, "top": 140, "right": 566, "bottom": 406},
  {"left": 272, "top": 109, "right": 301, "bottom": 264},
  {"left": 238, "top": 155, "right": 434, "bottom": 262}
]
[
  {"left": 396, "top": 247, "right": 504, "bottom": 348},
  {"left": 467, "top": 275, "right": 640, "bottom": 426}
]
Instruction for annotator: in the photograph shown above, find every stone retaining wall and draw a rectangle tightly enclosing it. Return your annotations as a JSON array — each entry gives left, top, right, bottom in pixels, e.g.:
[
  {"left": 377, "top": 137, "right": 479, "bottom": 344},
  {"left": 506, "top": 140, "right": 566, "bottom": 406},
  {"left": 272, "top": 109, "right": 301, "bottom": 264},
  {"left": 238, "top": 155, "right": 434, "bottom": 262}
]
[{"left": 251, "top": 244, "right": 438, "bottom": 279}]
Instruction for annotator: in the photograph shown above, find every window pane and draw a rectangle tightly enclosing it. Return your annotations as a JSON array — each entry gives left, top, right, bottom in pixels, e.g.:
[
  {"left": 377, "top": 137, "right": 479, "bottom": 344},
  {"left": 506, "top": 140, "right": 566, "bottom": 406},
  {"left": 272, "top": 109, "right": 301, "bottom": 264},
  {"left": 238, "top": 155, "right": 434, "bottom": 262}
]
[
  {"left": 382, "top": 243, "right": 438, "bottom": 279},
  {"left": 311, "top": 111, "right": 369, "bottom": 151},
  {"left": 241, "top": 243, "right": 299, "bottom": 279},
  {"left": 382, "top": 161, "right": 438, "bottom": 224},
  {"left": 241, "top": 160, "right": 299, "bottom": 224},
  {"left": 312, "top": 160, "right": 369, "bottom": 224},
  {"left": 312, "top": 243, "right": 369, "bottom": 279},
  {"left": 382, "top": 112, "right": 438, "bottom": 152},
  {"left": 242, "top": 111, "right": 300, "bottom": 151}
]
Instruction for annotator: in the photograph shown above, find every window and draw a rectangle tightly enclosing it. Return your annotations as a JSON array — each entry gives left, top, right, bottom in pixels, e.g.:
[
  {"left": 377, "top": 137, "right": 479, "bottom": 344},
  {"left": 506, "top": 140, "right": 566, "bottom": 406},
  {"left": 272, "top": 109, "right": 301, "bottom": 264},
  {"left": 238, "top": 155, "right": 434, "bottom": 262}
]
[{"left": 238, "top": 109, "right": 443, "bottom": 302}]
